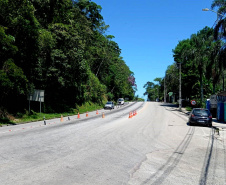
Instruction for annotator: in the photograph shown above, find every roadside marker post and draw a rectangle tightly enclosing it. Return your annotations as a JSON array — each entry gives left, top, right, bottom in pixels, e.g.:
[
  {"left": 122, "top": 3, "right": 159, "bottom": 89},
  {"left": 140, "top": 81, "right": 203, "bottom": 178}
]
[{"left": 43, "top": 116, "right": 46, "bottom": 125}]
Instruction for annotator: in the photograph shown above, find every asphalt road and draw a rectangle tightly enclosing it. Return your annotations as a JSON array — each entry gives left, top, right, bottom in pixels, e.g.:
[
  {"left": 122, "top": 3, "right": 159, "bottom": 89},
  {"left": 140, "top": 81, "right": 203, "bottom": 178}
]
[{"left": 0, "top": 102, "right": 226, "bottom": 185}]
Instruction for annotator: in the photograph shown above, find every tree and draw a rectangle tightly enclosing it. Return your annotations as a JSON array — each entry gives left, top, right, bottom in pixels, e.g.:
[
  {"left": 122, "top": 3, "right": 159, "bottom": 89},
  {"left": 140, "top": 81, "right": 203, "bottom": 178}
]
[
  {"left": 210, "top": 1, "right": 226, "bottom": 93},
  {"left": 0, "top": 0, "right": 136, "bottom": 114},
  {"left": 143, "top": 81, "right": 155, "bottom": 101},
  {"left": 0, "top": 0, "right": 40, "bottom": 111},
  {"left": 0, "top": 59, "right": 28, "bottom": 112},
  {"left": 173, "top": 39, "right": 198, "bottom": 101},
  {"left": 211, "top": 0, "right": 226, "bottom": 40},
  {"left": 173, "top": 27, "right": 214, "bottom": 105},
  {"left": 206, "top": 40, "right": 225, "bottom": 93},
  {"left": 190, "top": 27, "right": 216, "bottom": 103},
  {"left": 164, "top": 64, "right": 179, "bottom": 102}
]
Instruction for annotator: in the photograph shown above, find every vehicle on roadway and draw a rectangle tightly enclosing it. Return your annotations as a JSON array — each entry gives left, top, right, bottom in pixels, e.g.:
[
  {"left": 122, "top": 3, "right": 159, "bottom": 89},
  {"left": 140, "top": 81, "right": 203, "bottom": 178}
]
[
  {"left": 104, "top": 101, "right": 115, "bottom": 109},
  {"left": 188, "top": 108, "right": 212, "bottom": 127},
  {"left": 117, "top": 98, "right": 124, "bottom": 105}
]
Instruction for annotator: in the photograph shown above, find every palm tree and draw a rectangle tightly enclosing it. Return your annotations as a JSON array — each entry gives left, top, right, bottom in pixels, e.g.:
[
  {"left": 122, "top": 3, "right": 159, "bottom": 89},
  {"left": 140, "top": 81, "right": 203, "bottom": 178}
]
[
  {"left": 211, "top": 0, "right": 226, "bottom": 40},
  {"left": 210, "top": 1, "right": 226, "bottom": 92},
  {"left": 188, "top": 27, "right": 214, "bottom": 104},
  {"left": 206, "top": 40, "right": 224, "bottom": 93}
]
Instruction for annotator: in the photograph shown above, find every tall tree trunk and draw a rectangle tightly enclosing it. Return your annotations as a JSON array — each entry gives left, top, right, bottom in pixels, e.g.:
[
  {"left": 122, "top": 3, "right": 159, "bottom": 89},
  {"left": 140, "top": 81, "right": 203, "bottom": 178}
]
[
  {"left": 223, "top": 71, "right": 225, "bottom": 91},
  {"left": 213, "top": 83, "right": 216, "bottom": 94},
  {"left": 96, "top": 59, "right": 104, "bottom": 77}
]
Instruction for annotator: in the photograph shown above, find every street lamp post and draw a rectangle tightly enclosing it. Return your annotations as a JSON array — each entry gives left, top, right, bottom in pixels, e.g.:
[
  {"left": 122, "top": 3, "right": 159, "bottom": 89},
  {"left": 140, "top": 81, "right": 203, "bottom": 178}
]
[
  {"left": 202, "top": 8, "right": 226, "bottom": 18},
  {"left": 174, "top": 53, "right": 182, "bottom": 111}
]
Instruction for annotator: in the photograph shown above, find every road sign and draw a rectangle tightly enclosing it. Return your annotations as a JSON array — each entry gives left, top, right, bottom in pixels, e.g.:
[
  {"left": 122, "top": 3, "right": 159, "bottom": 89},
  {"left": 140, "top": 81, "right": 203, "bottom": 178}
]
[
  {"left": 168, "top": 92, "right": 173, "bottom": 96},
  {"left": 191, "top": 100, "right": 196, "bottom": 105},
  {"left": 28, "top": 89, "right": 45, "bottom": 113},
  {"left": 28, "top": 89, "right": 44, "bottom": 102}
]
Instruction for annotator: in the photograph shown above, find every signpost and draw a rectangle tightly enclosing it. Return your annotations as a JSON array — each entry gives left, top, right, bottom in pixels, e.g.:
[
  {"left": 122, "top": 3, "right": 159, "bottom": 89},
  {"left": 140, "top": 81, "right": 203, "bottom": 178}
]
[{"left": 28, "top": 89, "right": 45, "bottom": 113}]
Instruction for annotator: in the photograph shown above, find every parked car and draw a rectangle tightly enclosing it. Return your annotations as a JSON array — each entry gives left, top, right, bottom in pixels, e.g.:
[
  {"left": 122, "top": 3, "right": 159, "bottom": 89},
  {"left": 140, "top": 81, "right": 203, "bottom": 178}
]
[
  {"left": 117, "top": 98, "right": 124, "bottom": 105},
  {"left": 188, "top": 108, "right": 212, "bottom": 127},
  {"left": 104, "top": 101, "right": 114, "bottom": 109}
]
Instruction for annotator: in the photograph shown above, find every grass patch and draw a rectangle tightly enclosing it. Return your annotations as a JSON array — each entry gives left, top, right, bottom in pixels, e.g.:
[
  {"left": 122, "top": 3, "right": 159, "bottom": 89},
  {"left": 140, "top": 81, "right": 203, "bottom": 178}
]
[
  {"left": 186, "top": 106, "right": 192, "bottom": 111},
  {"left": 76, "top": 102, "right": 105, "bottom": 114}
]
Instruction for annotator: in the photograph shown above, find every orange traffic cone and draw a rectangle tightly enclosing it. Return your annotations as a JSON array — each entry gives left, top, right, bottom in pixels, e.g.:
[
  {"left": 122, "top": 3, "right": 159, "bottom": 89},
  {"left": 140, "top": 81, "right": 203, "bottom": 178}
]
[
  {"left": 133, "top": 111, "right": 136, "bottom": 116},
  {"left": 102, "top": 112, "right": 105, "bottom": 118},
  {"left": 129, "top": 112, "right": 132, "bottom": 118},
  {"left": 61, "top": 115, "right": 63, "bottom": 122},
  {"left": 96, "top": 110, "right": 99, "bottom": 115},
  {"left": 86, "top": 112, "right": 88, "bottom": 117},
  {"left": 77, "top": 112, "right": 80, "bottom": 119}
]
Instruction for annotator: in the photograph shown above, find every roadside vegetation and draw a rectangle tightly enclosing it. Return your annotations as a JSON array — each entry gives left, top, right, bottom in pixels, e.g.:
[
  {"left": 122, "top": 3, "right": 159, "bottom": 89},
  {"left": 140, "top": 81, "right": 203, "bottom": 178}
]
[
  {"left": 144, "top": 0, "right": 226, "bottom": 108},
  {"left": 0, "top": 0, "right": 137, "bottom": 123}
]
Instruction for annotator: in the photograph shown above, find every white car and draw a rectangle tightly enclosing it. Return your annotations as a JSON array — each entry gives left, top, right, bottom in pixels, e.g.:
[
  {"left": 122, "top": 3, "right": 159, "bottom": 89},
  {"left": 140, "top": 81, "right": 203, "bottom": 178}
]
[{"left": 117, "top": 98, "right": 124, "bottom": 105}]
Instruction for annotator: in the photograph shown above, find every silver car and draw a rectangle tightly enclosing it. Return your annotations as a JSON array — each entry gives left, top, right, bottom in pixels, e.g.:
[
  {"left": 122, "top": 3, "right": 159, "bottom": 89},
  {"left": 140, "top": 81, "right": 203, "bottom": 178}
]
[{"left": 104, "top": 101, "right": 115, "bottom": 109}]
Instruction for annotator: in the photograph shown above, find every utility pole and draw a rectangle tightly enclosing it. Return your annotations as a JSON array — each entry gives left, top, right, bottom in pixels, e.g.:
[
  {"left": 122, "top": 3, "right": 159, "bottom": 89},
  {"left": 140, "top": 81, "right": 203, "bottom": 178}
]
[
  {"left": 164, "top": 75, "right": 166, "bottom": 103},
  {"left": 179, "top": 62, "right": 182, "bottom": 111}
]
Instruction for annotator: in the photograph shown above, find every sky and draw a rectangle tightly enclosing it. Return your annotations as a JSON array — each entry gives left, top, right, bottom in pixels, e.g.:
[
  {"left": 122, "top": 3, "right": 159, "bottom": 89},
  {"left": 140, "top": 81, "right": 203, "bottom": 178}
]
[{"left": 93, "top": 0, "right": 218, "bottom": 99}]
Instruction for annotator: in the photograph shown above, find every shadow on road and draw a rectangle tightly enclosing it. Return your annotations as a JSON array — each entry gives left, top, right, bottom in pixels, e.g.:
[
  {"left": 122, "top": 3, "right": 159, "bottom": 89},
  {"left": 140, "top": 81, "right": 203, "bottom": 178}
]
[
  {"left": 160, "top": 103, "right": 178, "bottom": 108},
  {"left": 161, "top": 103, "right": 191, "bottom": 117}
]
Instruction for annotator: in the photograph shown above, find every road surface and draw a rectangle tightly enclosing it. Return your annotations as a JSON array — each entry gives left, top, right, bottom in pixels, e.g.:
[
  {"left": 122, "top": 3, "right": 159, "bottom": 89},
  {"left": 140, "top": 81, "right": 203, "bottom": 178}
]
[{"left": 0, "top": 102, "right": 226, "bottom": 185}]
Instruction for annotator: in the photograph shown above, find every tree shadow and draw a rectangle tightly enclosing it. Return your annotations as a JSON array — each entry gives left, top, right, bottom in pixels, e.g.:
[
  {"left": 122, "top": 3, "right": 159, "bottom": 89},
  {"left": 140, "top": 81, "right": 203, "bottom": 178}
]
[
  {"left": 160, "top": 103, "right": 178, "bottom": 108},
  {"left": 0, "top": 118, "right": 16, "bottom": 126}
]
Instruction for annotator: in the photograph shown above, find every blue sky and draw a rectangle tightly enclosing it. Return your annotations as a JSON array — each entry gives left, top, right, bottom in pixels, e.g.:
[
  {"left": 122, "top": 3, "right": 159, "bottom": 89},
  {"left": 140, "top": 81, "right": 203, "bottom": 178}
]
[{"left": 93, "top": 0, "right": 218, "bottom": 99}]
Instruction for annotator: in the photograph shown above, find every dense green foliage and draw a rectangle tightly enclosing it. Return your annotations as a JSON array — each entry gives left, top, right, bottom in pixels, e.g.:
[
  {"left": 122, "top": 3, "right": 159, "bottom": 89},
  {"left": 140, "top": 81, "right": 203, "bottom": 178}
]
[
  {"left": 143, "top": 78, "right": 162, "bottom": 101},
  {"left": 0, "top": 0, "right": 136, "bottom": 115}
]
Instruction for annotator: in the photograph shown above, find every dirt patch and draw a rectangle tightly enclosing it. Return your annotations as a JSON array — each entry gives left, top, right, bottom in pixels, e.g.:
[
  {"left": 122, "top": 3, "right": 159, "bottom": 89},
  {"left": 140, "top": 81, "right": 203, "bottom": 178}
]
[{"left": 0, "top": 107, "right": 15, "bottom": 120}]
